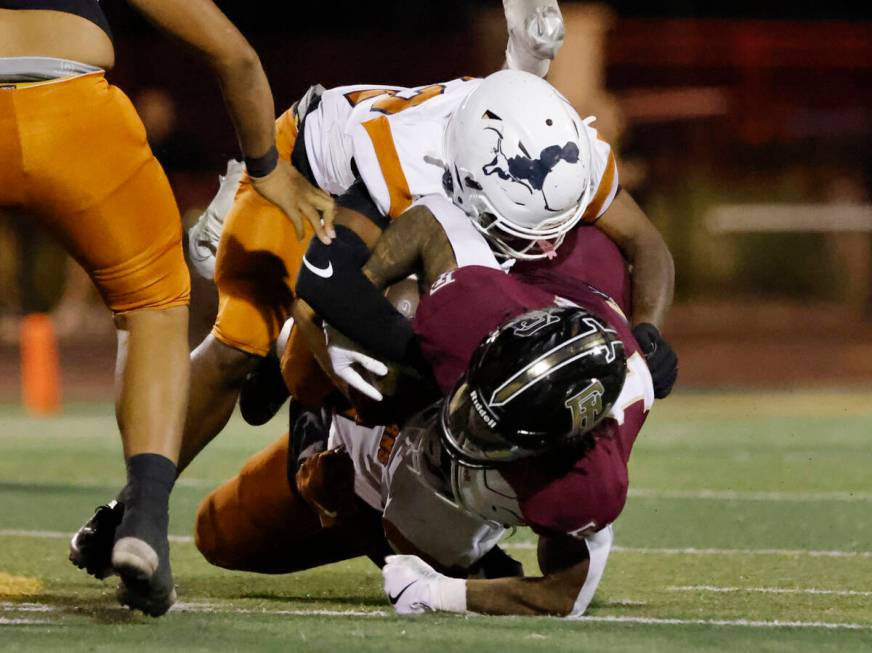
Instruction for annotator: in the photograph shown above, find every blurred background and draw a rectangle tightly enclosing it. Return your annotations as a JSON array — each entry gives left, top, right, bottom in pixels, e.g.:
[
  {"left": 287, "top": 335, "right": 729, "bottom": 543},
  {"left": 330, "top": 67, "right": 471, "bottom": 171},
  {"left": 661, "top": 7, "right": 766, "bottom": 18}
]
[{"left": 1, "top": 0, "right": 871, "bottom": 406}]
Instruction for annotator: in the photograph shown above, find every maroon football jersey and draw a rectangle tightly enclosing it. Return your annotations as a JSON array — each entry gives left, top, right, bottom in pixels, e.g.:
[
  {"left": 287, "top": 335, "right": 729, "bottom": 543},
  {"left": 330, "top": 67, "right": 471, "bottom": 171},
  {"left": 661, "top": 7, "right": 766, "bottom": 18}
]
[
  {"left": 512, "top": 224, "right": 632, "bottom": 318},
  {"left": 412, "top": 265, "right": 652, "bottom": 538}
]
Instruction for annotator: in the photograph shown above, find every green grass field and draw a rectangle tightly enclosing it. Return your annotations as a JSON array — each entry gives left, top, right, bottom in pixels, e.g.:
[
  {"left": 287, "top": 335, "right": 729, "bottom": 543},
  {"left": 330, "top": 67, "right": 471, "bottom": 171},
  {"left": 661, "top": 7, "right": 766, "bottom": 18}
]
[{"left": 2, "top": 391, "right": 872, "bottom": 652}]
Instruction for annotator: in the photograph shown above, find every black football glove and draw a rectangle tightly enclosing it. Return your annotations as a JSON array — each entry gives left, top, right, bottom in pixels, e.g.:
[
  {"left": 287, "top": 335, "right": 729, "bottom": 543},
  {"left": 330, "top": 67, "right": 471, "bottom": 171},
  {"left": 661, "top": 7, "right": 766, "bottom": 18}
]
[{"left": 632, "top": 323, "right": 678, "bottom": 399}]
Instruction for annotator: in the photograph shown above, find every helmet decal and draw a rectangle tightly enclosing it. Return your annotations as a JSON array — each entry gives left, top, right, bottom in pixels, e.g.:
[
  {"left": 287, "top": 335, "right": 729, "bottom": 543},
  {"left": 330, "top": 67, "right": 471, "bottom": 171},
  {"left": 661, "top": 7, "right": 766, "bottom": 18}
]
[
  {"left": 565, "top": 380, "right": 606, "bottom": 435},
  {"left": 511, "top": 312, "right": 561, "bottom": 337},
  {"left": 481, "top": 127, "right": 581, "bottom": 212},
  {"left": 488, "top": 316, "right": 618, "bottom": 408}
]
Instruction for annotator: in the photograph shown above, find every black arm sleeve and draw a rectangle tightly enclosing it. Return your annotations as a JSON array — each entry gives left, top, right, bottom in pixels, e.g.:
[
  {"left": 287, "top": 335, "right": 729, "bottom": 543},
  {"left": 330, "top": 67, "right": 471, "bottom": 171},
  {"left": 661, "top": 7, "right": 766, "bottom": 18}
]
[{"left": 295, "top": 225, "right": 415, "bottom": 363}]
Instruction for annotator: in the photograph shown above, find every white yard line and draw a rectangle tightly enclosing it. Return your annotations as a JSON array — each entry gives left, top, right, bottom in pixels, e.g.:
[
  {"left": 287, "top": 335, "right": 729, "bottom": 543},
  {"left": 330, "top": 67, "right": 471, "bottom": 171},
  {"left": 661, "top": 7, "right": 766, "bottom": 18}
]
[
  {"left": 668, "top": 585, "right": 872, "bottom": 597},
  {"left": 0, "top": 529, "right": 193, "bottom": 544},
  {"left": 502, "top": 541, "right": 872, "bottom": 558},
  {"left": 573, "top": 615, "right": 872, "bottom": 630},
  {"left": 2, "top": 601, "right": 870, "bottom": 631},
  {"left": 171, "top": 603, "right": 388, "bottom": 617},
  {"left": 629, "top": 488, "right": 872, "bottom": 502},
  {"left": 3, "top": 529, "right": 871, "bottom": 559}
]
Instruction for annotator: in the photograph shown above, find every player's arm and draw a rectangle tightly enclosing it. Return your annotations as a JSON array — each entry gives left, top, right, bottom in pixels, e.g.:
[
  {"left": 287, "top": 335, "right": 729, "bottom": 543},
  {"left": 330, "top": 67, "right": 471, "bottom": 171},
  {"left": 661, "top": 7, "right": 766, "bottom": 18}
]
[
  {"left": 595, "top": 189, "right": 674, "bottom": 330},
  {"left": 362, "top": 205, "right": 457, "bottom": 290},
  {"left": 127, "top": 0, "right": 334, "bottom": 243},
  {"left": 297, "top": 203, "right": 453, "bottom": 362},
  {"left": 466, "top": 534, "right": 590, "bottom": 615},
  {"left": 384, "top": 528, "right": 611, "bottom": 617},
  {"left": 595, "top": 189, "right": 678, "bottom": 398}
]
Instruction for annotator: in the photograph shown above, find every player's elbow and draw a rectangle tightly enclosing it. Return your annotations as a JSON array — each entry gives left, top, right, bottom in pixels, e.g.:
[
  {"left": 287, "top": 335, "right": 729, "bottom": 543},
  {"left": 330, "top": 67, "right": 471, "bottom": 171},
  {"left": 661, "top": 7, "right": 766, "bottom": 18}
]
[{"left": 205, "top": 35, "right": 260, "bottom": 81}]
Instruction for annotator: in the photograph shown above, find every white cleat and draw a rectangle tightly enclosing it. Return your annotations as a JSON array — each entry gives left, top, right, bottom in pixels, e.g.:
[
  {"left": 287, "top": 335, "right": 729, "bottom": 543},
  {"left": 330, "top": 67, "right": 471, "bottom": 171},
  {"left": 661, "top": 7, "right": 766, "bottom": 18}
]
[
  {"left": 188, "top": 158, "right": 245, "bottom": 280},
  {"left": 503, "top": 0, "right": 565, "bottom": 77}
]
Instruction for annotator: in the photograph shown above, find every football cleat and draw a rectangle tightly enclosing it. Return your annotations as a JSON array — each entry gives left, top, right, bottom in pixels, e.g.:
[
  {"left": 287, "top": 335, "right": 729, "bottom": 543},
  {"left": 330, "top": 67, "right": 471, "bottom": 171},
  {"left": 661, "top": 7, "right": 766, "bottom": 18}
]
[
  {"left": 113, "top": 536, "right": 177, "bottom": 617},
  {"left": 187, "top": 158, "right": 244, "bottom": 280},
  {"left": 69, "top": 500, "right": 124, "bottom": 580},
  {"left": 238, "top": 351, "right": 290, "bottom": 426},
  {"left": 503, "top": 0, "right": 565, "bottom": 76}
]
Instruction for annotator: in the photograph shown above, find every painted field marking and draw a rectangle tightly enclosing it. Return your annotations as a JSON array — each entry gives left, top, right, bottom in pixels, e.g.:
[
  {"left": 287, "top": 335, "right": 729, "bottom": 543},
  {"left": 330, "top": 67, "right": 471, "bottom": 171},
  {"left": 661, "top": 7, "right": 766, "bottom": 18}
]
[
  {"left": 629, "top": 488, "right": 872, "bottom": 503},
  {"left": 2, "top": 601, "right": 870, "bottom": 631},
  {"left": 669, "top": 585, "right": 872, "bottom": 597},
  {"left": 0, "top": 529, "right": 194, "bottom": 544},
  {"left": 502, "top": 541, "right": 872, "bottom": 558},
  {"left": 2, "top": 529, "right": 871, "bottom": 560},
  {"left": 172, "top": 602, "right": 388, "bottom": 618},
  {"left": 573, "top": 615, "right": 872, "bottom": 631}
]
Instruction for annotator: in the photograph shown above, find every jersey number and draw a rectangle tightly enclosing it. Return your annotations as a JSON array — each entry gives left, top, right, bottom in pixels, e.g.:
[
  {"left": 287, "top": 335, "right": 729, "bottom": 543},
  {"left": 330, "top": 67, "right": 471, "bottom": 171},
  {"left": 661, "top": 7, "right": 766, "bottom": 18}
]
[{"left": 344, "top": 84, "right": 447, "bottom": 115}]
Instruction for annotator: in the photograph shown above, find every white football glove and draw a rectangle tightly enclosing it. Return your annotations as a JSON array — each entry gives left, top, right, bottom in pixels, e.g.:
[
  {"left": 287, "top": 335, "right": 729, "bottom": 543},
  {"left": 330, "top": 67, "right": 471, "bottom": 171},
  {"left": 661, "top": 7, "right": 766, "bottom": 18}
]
[
  {"left": 382, "top": 555, "right": 467, "bottom": 615},
  {"left": 188, "top": 158, "right": 245, "bottom": 280},
  {"left": 325, "top": 327, "right": 388, "bottom": 401},
  {"left": 503, "top": 0, "right": 565, "bottom": 77}
]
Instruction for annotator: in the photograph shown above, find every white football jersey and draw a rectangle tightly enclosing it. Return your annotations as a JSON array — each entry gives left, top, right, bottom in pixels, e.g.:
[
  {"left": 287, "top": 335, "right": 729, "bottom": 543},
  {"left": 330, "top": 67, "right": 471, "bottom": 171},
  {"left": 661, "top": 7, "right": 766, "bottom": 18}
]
[
  {"left": 327, "top": 409, "right": 513, "bottom": 570},
  {"left": 303, "top": 79, "right": 619, "bottom": 222}
]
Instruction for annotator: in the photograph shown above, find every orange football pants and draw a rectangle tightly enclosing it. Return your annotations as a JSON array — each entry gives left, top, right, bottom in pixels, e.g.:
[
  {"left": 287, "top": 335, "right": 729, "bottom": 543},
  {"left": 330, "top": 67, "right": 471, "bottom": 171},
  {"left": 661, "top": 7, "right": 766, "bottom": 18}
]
[
  {"left": 194, "top": 432, "right": 385, "bottom": 573},
  {"left": 0, "top": 72, "right": 189, "bottom": 313},
  {"left": 212, "top": 109, "right": 313, "bottom": 357}
]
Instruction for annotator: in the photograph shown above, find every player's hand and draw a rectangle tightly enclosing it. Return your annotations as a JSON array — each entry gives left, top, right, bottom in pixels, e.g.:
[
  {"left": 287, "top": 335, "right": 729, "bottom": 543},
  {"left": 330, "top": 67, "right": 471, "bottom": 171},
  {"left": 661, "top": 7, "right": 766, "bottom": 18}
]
[
  {"left": 382, "top": 555, "right": 448, "bottom": 615},
  {"left": 249, "top": 158, "right": 336, "bottom": 245},
  {"left": 325, "top": 325, "right": 388, "bottom": 401},
  {"left": 295, "top": 447, "right": 356, "bottom": 528},
  {"left": 632, "top": 323, "right": 678, "bottom": 399}
]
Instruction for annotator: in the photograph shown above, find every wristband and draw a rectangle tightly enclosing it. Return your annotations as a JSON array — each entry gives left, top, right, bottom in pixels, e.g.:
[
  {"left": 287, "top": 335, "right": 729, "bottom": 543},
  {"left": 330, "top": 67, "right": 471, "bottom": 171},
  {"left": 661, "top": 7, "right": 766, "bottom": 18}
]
[
  {"left": 245, "top": 145, "right": 279, "bottom": 179},
  {"left": 434, "top": 576, "right": 467, "bottom": 613}
]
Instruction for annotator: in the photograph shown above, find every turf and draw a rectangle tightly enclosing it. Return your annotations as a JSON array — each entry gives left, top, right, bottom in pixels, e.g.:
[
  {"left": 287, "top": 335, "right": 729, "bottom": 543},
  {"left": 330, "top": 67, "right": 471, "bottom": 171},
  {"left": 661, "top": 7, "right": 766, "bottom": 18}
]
[{"left": 1, "top": 391, "right": 871, "bottom": 651}]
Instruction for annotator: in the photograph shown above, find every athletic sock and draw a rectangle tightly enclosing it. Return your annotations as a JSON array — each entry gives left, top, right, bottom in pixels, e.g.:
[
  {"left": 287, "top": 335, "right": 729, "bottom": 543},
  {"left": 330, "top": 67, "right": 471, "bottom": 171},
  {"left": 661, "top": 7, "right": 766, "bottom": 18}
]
[{"left": 114, "top": 453, "right": 177, "bottom": 554}]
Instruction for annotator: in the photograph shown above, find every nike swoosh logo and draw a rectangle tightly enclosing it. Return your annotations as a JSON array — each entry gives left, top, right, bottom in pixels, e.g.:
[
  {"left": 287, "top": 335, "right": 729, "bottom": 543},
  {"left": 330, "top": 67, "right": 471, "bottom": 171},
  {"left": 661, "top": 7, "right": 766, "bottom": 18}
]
[
  {"left": 302, "top": 255, "right": 333, "bottom": 279},
  {"left": 389, "top": 581, "right": 416, "bottom": 605}
]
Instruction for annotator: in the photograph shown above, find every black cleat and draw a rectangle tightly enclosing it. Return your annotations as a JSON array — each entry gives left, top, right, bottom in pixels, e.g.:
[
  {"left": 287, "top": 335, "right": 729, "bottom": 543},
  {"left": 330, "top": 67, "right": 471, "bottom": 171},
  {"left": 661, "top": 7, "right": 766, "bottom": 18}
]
[
  {"left": 69, "top": 500, "right": 124, "bottom": 580},
  {"left": 239, "top": 351, "right": 290, "bottom": 426},
  {"left": 113, "top": 536, "right": 177, "bottom": 617}
]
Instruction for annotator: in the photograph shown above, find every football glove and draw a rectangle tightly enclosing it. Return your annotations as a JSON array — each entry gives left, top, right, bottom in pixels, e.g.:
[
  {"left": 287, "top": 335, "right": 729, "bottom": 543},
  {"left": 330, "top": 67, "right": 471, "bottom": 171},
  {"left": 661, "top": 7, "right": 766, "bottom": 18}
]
[
  {"left": 632, "top": 323, "right": 678, "bottom": 399},
  {"left": 382, "top": 555, "right": 467, "bottom": 615},
  {"left": 295, "top": 448, "right": 356, "bottom": 528},
  {"left": 325, "top": 325, "right": 388, "bottom": 401}
]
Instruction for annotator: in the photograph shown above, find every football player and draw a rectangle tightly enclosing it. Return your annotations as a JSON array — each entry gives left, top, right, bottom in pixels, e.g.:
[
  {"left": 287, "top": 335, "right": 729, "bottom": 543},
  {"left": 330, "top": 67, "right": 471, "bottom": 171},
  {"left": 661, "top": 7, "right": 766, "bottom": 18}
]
[
  {"left": 193, "top": 264, "right": 652, "bottom": 617},
  {"left": 66, "top": 0, "right": 571, "bottom": 590},
  {"left": 1, "top": 0, "right": 332, "bottom": 616},
  {"left": 180, "top": 3, "right": 572, "bottom": 481},
  {"left": 192, "top": 182, "right": 653, "bottom": 617},
  {"left": 188, "top": 67, "right": 674, "bottom": 442}
]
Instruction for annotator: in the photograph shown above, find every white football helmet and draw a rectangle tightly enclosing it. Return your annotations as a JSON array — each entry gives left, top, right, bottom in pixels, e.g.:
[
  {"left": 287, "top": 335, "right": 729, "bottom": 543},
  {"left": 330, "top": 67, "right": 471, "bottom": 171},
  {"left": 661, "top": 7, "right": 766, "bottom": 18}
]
[{"left": 443, "top": 70, "right": 594, "bottom": 260}]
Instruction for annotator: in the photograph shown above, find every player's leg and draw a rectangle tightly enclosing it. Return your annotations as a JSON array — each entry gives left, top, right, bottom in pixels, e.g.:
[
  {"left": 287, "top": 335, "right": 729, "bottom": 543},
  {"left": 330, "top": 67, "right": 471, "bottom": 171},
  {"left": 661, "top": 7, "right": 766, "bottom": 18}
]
[
  {"left": 195, "top": 430, "right": 384, "bottom": 573},
  {"left": 69, "top": 109, "right": 310, "bottom": 579},
  {"left": 178, "top": 185, "right": 310, "bottom": 470},
  {"left": 17, "top": 73, "right": 190, "bottom": 615}
]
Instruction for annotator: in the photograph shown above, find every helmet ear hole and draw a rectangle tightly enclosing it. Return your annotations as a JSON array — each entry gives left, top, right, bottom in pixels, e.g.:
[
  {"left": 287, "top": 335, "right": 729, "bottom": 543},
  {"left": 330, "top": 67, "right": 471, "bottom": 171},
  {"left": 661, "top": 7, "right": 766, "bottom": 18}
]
[{"left": 442, "top": 169, "right": 454, "bottom": 195}]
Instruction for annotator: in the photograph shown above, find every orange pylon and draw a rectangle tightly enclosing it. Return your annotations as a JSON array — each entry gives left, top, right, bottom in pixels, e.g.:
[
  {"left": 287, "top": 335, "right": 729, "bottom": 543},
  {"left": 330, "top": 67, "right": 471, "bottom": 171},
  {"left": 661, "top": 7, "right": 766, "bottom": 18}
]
[{"left": 20, "top": 313, "right": 61, "bottom": 415}]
